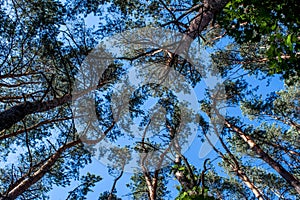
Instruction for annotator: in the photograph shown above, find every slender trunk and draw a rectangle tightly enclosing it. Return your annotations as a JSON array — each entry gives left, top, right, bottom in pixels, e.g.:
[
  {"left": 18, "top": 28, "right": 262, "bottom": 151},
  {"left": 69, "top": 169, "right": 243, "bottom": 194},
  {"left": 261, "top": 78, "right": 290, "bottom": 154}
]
[
  {"left": 211, "top": 101, "right": 300, "bottom": 194},
  {"left": 6, "top": 140, "right": 81, "bottom": 199},
  {"left": 139, "top": 137, "right": 171, "bottom": 200},
  {"left": 224, "top": 119, "right": 300, "bottom": 194},
  {"left": 203, "top": 125, "right": 266, "bottom": 200},
  {"left": 108, "top": 169, "right": 124, "bottom": 200},
  {"left": 173, "top": 142, "right": 198, "bottom": 192},
  {"left": 140, "top": 148, "right": 157, "bottom": 200},
  {"left": 142, "top": 170, "right": 156, "bottom": 200},
  {"left": 235, "top": 170, "right": 265, "bottom": 200}
]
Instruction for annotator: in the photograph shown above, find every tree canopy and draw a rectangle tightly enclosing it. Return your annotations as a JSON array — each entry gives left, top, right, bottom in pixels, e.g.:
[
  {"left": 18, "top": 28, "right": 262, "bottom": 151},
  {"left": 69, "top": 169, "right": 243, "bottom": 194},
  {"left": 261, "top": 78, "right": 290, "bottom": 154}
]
[{"left": 0, "top": 0, "right": 299, "bottom": 199}]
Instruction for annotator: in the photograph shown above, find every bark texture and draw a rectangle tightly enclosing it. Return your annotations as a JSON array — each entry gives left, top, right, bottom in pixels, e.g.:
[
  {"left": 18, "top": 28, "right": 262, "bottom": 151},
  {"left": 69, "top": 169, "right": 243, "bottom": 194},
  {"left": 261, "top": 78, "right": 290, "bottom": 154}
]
[
  {"left": 5, "top": 140, "right": 81, "bottom": 199},
  {"left": 0, "top": 95, "right": 72, "bottom": 132},
  {"left": 224, "top": 120, "right": 300, "bottom": 194},
  {"left": 176, "top": 0, "right": 229, "bottom": 54}
]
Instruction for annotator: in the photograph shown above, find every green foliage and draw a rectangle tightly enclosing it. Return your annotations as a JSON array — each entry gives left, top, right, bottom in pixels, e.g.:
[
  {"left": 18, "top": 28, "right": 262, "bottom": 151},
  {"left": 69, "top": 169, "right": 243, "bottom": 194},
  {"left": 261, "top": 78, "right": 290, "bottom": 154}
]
[
  {"left": 127, "top": 170, "right": 170, "bottom": 200},
  {"left": 219, "top": 0, "right": 300, "bottom": 76},
  {"left": 98, "top": 191, "right": 121, "bottom": 200},
  {"left": 175, "top": 185, "right": 215, "bottom": 200},
  {"left": 66, "top": 173, "right": 102, "bottom": 200},
  {"left": 176, "top": 192, "right": 215, "bottom": 200},
  {"left": 0, "top": 0, "right": 299, "bottom": 199}
]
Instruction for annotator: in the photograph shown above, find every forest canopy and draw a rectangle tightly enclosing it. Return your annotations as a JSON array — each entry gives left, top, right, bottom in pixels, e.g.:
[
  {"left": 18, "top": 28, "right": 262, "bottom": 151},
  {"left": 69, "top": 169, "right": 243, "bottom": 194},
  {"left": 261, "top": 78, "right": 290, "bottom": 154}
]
[{"left": 0, "top": 0, "right": 299, "bottom": 199}]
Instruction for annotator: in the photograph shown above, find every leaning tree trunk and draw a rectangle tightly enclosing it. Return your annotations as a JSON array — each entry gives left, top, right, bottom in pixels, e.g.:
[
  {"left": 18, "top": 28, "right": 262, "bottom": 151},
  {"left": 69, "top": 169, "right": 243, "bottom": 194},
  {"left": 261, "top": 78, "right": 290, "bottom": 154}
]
[
  {"left": 204, "top": 123, "right": 266, "bottom": 200},
  {"left": 224, "top": 120, "right": 300, "bottom": 194},
  {"left": 5, "top": 140, "right": 81, "bottom": 199}
]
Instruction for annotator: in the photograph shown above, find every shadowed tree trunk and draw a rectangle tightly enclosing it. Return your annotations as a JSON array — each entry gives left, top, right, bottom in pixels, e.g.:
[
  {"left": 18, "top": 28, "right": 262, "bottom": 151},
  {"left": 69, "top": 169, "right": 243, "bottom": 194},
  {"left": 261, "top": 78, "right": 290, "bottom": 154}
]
[
  {"left": 176, "top": 0, "right": 229, "bottom": 55},
  {"left": 4, "top": 139, "right": 81, "bottom": 199}
]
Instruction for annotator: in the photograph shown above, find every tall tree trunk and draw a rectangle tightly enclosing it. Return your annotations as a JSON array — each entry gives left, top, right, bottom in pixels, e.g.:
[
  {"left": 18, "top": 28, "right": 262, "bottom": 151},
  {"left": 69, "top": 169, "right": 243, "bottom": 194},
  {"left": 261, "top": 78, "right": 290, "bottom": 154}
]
[
  {"left": 142, "top": 170, "right": 157, "bottom": 200},
  {"left": 176, "top": 0, "right": 229, "bottom": 55},
  {"left": 5, "top": 140, "right": 81, "bottom": 199},
  {"left": 0, "top": 81, "right": 106, "bottom": 132},
  {"left": 210, "top": 98, "right": 300, "bottom": 194},
  {"left": 187, "top": 0, "right": 229, "bottom": 40},
  {"left": 224, "top": 120, "right": 300, "bottom": 194},
  {"left": 108, "top": 164, "right": 125, "bottom": 200},
  {"left": 203, "top": 124, "right": 266, "bottom": 200},
  {"left": 0, "top": 94, "right": 72, "bottom": 132}
]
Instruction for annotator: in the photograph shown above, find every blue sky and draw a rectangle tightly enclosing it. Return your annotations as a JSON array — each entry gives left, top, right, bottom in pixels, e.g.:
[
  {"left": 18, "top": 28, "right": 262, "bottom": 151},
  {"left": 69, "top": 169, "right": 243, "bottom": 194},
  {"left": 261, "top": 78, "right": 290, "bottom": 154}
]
[
  {"left": 46, "top": 5, "right": 287, "bottom": 200},
  {"left": 1, "top": 1, "right": 295, "bottom": 199},
  {"left": 48, "top": 44, "right": 284, "bottom": 199}
]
